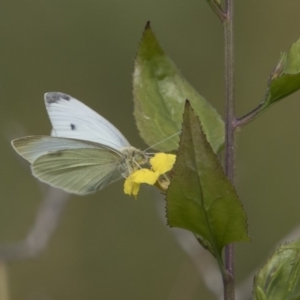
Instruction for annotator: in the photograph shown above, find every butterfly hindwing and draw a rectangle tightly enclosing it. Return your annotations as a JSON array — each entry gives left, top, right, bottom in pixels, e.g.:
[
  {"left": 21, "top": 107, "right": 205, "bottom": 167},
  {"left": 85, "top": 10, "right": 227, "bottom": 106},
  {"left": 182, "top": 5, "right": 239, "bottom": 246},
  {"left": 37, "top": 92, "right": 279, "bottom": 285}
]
[{"left": 32, "top": 147, "right": 124, "bottom": 195}]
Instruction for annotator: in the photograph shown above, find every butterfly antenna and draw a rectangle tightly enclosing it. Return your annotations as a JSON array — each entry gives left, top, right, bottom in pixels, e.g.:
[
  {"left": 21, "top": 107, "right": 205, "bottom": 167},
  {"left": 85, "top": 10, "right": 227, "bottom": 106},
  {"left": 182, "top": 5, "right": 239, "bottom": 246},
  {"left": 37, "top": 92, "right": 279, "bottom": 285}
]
[{"left": 144, "top": 131, "right": 181, "bottom": 152}]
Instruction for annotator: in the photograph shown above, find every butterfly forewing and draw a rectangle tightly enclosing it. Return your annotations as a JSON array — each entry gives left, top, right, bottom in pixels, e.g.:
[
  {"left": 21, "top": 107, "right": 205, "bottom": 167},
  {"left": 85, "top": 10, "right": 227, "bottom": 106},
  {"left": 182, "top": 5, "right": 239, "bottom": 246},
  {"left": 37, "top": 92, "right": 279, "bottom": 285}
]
[
  {"left": 12, "top": 136, "right": 101, "bottom": 163},
  {"left": 45, "top": 92, "right": 131, "bottom": 149},
  {"left": 32, "top": 148, "right": 124, "bottom": 195}
]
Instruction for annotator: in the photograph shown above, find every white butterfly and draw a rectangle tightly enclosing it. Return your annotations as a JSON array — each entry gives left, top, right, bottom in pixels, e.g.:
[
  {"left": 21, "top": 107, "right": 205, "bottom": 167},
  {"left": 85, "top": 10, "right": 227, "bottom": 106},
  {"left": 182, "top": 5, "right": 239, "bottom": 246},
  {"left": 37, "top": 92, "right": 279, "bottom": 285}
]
[{"left": 12, "top": 92, "right": 148, "bottom": 195}]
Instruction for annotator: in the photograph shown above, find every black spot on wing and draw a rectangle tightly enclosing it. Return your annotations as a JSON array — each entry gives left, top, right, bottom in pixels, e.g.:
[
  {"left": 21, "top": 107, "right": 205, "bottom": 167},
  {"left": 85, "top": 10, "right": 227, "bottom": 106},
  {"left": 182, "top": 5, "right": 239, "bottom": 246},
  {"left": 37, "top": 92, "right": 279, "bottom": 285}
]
[
  {"left": 70, "top": 123, "right": 76, "bottom": 130},
  {"left": 45, "top": 92, "right": 71, "bottom": 104}
]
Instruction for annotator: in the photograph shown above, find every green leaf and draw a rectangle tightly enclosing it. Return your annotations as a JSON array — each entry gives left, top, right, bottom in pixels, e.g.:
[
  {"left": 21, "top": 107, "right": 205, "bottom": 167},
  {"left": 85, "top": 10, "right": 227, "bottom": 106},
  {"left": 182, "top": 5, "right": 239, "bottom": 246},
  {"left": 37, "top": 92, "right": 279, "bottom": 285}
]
[
  {"left": 133, "top": 22, "right": 224, "bottom": 153},
  {"left": 166, "top": 102, "right": 249, "bottom": 259},
  {"left": 263, "top": 38, "right": 300, "bottom": 109},
  {"left": 255, "top": 286, "right": 267, "bottom": 300},
  {"left": 253, "top": 238, "right": 300, "bottom": 300}
]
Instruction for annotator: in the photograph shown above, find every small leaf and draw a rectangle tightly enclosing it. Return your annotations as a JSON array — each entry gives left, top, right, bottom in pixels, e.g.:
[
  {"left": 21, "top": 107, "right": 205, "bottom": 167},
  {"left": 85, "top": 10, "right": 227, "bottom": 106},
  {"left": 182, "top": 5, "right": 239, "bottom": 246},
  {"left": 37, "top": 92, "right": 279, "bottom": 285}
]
[
  {"left": 263, "top": 38, "right": 300, "bottom": 109},
  {"left": 254, "top": 286, "right": 267, "bottom": 300},
  {"left": 166, "top": 102, "right": 249, "bottom": 258},
  {"left": 133, "top": 22, "right": 224, "bottom": 153},
  {"left": 253, "top": 238, "right": 300, "bottom": 300}
]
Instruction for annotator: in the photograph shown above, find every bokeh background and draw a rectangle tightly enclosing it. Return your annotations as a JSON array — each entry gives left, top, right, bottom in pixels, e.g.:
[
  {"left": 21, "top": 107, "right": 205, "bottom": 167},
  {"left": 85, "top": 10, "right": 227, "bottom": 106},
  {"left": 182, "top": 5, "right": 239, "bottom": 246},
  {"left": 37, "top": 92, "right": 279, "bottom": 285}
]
[{"left": 1, "top": 0, "right": 300, "bottom": 299}]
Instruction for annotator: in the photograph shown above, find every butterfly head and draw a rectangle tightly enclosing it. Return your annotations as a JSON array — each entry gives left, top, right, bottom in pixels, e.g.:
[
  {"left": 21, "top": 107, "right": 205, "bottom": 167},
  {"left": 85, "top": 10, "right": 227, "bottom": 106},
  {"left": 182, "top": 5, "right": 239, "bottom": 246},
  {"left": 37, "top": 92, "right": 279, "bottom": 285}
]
[{"left": 119, "top": 147, "right": 150, "bottom": 177}]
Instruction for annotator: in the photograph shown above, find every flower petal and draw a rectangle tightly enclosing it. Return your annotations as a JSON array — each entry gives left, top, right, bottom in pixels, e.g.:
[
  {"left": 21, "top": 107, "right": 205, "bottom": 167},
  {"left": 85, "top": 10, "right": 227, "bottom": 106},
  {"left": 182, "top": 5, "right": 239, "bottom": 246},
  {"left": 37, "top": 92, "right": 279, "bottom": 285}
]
[
  {"left": 130, "top": 169, "right": 159, "bottom": 184},
  {"left": 124, "top": 177, "right": 140, "bottom": 198},
  {"left": 150, "top": 153, "right": 176, "bottom": 174}
]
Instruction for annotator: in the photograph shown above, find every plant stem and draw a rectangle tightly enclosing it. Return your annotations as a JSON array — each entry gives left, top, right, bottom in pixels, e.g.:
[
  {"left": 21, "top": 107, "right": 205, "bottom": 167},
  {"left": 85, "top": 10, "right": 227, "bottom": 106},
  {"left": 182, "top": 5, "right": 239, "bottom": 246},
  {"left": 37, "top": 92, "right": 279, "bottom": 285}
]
[
  {"left": 223, "top": 0, "right": 236, "bottom": 299},
  {"left": 206, "top": 0, "right": 227, "bottom": 22},
  {"left": 235, "top": 102, "right": 265, "bottom": 127}
]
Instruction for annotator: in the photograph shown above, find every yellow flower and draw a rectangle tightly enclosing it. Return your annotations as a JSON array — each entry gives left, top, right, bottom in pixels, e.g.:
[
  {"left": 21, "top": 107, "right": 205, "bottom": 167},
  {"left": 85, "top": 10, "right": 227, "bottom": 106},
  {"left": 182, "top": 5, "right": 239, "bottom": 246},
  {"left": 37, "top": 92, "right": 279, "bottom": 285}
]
[{"left": 124, "top": 153, "right": 176, "bottom": 198}]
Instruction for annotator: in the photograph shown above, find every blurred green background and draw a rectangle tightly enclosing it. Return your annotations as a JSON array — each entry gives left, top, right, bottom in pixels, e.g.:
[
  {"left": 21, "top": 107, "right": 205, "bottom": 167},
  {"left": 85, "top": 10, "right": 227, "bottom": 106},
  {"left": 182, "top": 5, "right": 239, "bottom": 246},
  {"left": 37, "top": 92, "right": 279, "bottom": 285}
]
[{"left": 1, "top": 0, "right": 300, "bottom": 299}]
